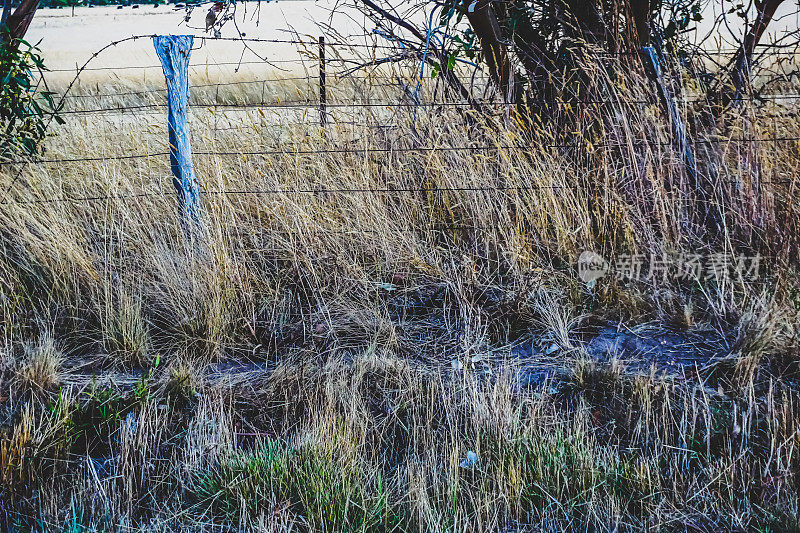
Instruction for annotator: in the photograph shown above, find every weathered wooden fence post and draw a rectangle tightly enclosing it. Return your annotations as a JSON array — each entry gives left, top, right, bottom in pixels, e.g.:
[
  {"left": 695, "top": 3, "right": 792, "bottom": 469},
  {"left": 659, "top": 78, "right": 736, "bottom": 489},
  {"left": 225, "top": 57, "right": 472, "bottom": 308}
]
[
  {"left": 319, "top": 35, "right": 327, "bottom": 129},
  {"left": 154, "top": 35, "right": 203, "bottom": 237}
]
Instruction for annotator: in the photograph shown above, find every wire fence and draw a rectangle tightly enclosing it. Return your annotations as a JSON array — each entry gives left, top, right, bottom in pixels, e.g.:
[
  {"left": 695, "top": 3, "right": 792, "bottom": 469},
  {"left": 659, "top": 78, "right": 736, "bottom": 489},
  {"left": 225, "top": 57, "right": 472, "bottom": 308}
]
[{"left": 2, "top": 34, "right": 799, "bottom": 212}]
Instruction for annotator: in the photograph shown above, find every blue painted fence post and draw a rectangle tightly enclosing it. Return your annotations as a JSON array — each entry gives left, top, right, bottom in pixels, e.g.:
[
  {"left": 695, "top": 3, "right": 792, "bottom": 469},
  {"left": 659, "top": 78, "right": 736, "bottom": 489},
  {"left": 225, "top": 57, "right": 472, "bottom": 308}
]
[
  {"left": 642, "top": 46, "right": 698, "bottom": 183},
  {"left": 154, "top": 35, "right": 203, "bottom": 236}
]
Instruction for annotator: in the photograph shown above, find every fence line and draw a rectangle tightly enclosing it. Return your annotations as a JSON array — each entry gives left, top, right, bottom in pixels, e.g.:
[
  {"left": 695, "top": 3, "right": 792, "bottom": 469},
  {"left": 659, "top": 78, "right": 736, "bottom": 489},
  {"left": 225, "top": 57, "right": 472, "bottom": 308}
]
[
  {"left": 8, "top": 177, "right": 794, "bottom": 207},
  {"left": 42, "top": 94, "right": 800, "bottom": 116},
  {"left": 55, "top": 77, "right": 479, "bottom": 101},
  {"left": 46, "top": 57, "right": 361, "bottom": 73},
  {"left": 53, "top": 76, "right": 800, "bottom": 103},
  {"left": 2, "top": 34, "right": 799, "bottom": 210},
  {"left": 50, "top": 50, "right": 800, "bottom": 73},
  {"left": 2, "top": 135, "right": 800, "bottom": 168}
]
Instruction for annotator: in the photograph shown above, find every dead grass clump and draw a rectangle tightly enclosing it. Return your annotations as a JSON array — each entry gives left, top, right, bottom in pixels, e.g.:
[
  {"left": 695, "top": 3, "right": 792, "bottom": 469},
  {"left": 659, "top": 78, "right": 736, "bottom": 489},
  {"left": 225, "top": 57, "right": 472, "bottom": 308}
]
[
  {"left": 0, "top": 393, "right": 74, "bottom": 509},
  {"left": 19, "top": 332, "right": 64, "bottom": 392},
  {"left": 101, "top": 289, "right": 150, "bottom": 368}
]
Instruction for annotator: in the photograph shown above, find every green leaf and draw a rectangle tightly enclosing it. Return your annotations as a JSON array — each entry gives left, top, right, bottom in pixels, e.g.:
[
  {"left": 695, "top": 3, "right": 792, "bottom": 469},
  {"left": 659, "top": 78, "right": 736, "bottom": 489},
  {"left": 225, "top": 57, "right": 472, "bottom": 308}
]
[{"left": 447, "top": 53, "right": 457, "bottom": 72}]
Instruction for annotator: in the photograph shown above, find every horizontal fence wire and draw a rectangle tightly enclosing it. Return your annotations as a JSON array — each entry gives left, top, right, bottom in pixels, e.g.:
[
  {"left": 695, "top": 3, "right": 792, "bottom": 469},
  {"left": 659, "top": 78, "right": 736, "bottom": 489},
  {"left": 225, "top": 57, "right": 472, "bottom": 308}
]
[
  {"left": 13, "top": 177, "right": 800, "bottom": 207},
  {"left": 3, "top": 137, "right": 800, "bottom": 168},
  {"left": 47, "top": 57, "right": 358, "bottom": 72},
  {"left": 9, "top": 178, "right": 796, "bottom": 206},
  {"left": 40, "top": 94, "right": 800, "bottom": 116},
  {"left": 55, "top": 78, "right": 491, "bottom": 101},
  {"left": 59, "top": 77, "right": 320, "bottom": 99},
  {"left": 52, "top": 102, "right": 800, "bottom": 118},
  {"left": 54, "top": 75, "right": 800, "bottom": 102}
]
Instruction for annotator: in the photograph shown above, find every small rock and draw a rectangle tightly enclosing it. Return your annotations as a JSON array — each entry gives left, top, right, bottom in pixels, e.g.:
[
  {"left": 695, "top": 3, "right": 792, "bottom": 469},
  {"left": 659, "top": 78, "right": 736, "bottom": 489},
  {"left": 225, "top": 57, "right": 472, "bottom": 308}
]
[
  {"left": 459, "top": 450, "right": 479, "bottom": 469},
  {"left": 545, "top": 343, "right": 559, "bottom": 355},
  {"left": 451, "top": 360, "right": 463, "bottom": 371},
  {"left": 124, "top": 411, "right": 138, "bottom": 433}
]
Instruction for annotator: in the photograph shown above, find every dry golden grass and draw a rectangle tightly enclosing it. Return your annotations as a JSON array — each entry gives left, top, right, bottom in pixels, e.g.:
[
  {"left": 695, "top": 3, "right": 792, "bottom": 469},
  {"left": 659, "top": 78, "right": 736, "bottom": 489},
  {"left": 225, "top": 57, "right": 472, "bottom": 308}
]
[{"left": 0, "top": 62, "right": 799, "bottom": 531}]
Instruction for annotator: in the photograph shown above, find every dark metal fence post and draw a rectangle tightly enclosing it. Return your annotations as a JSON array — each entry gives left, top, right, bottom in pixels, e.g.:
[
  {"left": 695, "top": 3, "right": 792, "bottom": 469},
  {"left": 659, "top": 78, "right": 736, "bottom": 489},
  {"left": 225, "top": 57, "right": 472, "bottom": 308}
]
[
  {"left": 642, "top": 45, "right": 722, "bottom": 232},
  {"left": 642, "top": 46, "right": 697, "bottom": 183},
  {"left": 153, "top": 35, "right": 203, "bottom": 236},
  {"left": 319, "top": 35, "right": 327, "bottom": 129}
]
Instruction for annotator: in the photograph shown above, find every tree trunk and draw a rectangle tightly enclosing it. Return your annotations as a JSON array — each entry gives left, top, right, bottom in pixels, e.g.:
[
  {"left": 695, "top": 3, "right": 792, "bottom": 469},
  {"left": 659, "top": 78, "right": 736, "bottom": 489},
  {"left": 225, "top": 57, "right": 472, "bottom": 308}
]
[
  {"left": 505, "top": 0, "right": 557, "bottom": 103},
  {"left": 711, "top": 0, "right": 786, "bottom": 111},
  {"left": 4, "top": 0, "right": 41, "bottom": 43},
  {"left": 464, "top": 0, "right": 514, "bottom": 102},
  {"left": 729, "top": 0, "right": 786, "bottom": 100},
  {"left": 1, "top": 0, "right": 12, "bottom": 27},
  {"left": 630, "top": 0, "right": 660, "bottom": 45},
  {"left": 563, "top": 0, "right": 608, "bottom": 46}
]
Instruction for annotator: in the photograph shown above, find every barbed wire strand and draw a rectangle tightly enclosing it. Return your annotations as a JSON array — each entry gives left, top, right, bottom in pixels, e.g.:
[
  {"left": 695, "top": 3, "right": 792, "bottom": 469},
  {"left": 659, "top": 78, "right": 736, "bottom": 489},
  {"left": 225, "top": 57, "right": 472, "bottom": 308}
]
[{"left": 3, "top": 136, "right": 800, "bottom": 168}]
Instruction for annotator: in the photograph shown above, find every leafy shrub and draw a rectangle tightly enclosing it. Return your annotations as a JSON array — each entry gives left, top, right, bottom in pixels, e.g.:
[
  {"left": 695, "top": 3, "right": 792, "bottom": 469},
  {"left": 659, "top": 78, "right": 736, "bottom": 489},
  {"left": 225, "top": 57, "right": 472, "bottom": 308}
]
[{"left": 0, "top": 33, "right": 62, "bottom": 160}]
